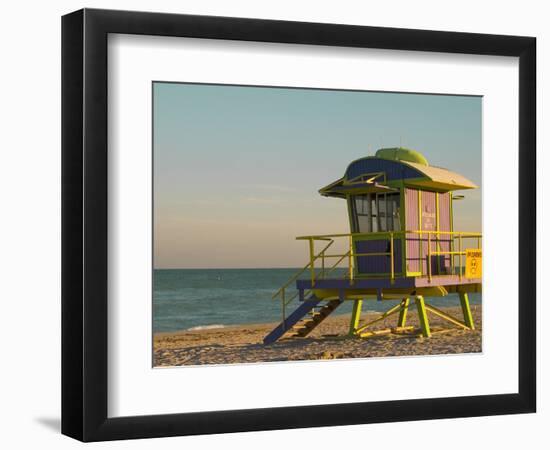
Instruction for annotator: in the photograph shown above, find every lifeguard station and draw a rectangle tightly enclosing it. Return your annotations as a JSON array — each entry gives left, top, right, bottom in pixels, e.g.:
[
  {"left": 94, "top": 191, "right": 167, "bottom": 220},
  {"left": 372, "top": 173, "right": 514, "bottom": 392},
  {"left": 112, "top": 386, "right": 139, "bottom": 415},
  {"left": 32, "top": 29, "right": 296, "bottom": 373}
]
[{"left": 264, "top": 148, "right": 482, "bottom": 345}]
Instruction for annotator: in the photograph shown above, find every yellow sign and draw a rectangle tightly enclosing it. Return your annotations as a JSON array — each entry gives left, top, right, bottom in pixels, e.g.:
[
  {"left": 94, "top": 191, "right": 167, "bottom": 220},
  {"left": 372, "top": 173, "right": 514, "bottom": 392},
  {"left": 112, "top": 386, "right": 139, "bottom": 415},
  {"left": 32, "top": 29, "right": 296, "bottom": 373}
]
[{"left": 465, "top": 249, "right": 482, "bottom": 278}]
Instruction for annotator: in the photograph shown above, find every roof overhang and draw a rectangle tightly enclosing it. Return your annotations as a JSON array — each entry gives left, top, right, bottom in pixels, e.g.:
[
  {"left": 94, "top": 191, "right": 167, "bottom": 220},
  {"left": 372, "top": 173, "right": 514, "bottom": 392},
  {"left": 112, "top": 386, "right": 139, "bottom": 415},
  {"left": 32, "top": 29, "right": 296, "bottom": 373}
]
[
  {"left": 319, "top": 178, "right": 398, "bottom": 198},
  {"left": 320, "top": 159, "right": 477, "bottom": 198},
  {"left": 401, "top": 161, "right": 477, "bottom": 191}
]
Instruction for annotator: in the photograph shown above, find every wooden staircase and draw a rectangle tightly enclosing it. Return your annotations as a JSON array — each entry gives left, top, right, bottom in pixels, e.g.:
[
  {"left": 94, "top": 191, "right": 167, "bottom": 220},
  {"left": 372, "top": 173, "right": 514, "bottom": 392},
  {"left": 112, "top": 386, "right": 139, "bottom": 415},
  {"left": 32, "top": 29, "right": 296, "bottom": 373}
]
[
  {"left": 263, "top": 298, "right": 343, "bottom": 344},
  {"left": 285, "top": 300, "right": 342, "bottom": 338}
]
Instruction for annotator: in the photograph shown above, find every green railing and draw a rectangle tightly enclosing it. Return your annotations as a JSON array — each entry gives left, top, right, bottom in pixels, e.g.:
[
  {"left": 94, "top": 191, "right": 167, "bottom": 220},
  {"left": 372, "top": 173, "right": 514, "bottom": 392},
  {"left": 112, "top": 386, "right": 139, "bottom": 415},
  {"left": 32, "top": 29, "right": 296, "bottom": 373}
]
[
  {"left": 271, "top": 240, "right": 348, "bottom": 327},
  {"left": 273, "top": 230, "right": 482, "bottom": 315},
  {"left": 293, "top": 230, "right": 482, "bottom": 284}
]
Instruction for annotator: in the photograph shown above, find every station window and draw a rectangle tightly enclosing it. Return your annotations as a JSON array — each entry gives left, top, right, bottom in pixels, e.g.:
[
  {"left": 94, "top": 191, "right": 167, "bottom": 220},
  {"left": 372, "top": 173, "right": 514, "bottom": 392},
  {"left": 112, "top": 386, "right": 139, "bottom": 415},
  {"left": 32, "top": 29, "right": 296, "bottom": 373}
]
[{"left": 352, "top": 193, "right": 400, "bottom": 233}]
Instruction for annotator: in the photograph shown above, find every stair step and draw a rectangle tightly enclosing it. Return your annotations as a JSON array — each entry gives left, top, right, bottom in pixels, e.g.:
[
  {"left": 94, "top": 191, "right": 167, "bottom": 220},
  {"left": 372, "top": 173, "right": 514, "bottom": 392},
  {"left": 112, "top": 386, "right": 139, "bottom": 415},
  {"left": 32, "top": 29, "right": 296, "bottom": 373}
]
[
  {"left": 296, "top": 319, "right": 316, "bottom": 325},
  {"left": 264, "top": 299, "right": 343, "bottom": 344}
]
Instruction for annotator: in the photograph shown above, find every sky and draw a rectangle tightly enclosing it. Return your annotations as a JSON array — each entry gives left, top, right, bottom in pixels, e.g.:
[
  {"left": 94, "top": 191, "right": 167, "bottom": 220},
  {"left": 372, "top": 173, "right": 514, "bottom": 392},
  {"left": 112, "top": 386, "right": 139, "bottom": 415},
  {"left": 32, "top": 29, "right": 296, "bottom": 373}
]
[{"left": 153, "top": 82, "right": 482, "bottom": 269}]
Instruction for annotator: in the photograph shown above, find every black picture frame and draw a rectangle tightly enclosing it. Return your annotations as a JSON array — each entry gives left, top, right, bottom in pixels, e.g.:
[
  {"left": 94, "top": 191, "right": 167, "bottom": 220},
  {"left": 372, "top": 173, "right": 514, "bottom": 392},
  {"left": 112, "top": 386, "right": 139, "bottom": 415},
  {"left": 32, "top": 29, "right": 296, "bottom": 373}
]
[{"left": 61, "top": 8, "right": 536, "bottom": 442}]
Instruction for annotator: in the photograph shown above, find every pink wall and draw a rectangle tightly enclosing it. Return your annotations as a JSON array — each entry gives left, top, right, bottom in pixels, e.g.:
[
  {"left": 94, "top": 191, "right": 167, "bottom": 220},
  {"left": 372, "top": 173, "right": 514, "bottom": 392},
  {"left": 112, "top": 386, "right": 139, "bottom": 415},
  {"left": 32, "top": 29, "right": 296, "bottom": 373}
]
[
  {"left": 438, "top": 192, "right": 452, "bottom": 273},
  {"left": 405, "top": 188, "right": 420, "bottom": 273},
  {"left": 405, "top": 188, "right": 452, "bottom": 275}
]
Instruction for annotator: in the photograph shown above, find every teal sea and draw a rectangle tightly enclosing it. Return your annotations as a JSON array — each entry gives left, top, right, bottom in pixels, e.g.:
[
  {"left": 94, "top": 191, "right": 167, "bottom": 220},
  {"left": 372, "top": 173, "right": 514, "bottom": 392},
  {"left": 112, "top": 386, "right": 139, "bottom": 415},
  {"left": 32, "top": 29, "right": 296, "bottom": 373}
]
[{"left": 153, "top": 268, "right": 482, "bottom": 333}]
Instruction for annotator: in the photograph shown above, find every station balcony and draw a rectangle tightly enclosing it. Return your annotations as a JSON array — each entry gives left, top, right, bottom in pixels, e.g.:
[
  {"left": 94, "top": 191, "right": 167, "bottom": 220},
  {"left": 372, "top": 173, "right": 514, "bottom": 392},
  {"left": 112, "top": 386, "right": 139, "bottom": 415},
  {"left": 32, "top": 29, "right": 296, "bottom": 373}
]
[{"left": 272, "top": 230, "right": 482, "bottom": 317}]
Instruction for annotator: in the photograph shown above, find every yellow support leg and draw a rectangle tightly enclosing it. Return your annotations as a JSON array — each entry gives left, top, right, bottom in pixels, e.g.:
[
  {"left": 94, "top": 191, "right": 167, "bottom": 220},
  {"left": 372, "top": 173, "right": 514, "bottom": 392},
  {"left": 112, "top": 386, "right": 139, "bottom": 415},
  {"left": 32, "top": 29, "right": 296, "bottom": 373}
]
[
  {"left": 459, "top": 292, "right": 475, "bottom": 330},
  {"left": 415, "top": 295, "right": 431, "bottom": 337},
  {"left": 355, "top": 303, "right": 403, "bottom": 334},
  {"left": 349, "top": 299, "right": 363, "bottom": 335},
  {"left": 397, "top": 297, "right": 410, "bottom": 328}
]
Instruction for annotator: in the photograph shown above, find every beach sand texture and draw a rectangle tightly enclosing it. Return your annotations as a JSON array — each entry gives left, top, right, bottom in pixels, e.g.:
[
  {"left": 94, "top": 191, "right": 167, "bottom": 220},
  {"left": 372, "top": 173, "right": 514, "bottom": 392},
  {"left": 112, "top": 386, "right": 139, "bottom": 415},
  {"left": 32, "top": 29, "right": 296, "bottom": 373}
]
[{"left": 154, "top": 305, "right": 481, "bottom": 367}]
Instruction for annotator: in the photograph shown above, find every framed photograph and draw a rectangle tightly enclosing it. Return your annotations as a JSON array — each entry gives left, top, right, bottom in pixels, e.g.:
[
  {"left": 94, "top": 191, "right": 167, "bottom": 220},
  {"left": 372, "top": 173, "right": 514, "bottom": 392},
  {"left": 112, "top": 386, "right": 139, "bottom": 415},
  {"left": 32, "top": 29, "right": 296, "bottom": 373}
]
[{"left": 61, "top": 8, "right": 536, "bottom": 441}]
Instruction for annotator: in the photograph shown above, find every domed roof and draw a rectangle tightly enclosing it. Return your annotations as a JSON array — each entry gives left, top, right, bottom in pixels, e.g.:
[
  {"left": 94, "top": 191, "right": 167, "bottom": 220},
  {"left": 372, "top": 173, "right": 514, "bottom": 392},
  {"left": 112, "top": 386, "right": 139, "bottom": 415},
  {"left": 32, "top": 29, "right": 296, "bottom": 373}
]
[
  {"left": 319, "top": 147, "right": 476, "bottom": 198},
  {"left": 375, "top": 147, "right": 429, "bottom": 166}
]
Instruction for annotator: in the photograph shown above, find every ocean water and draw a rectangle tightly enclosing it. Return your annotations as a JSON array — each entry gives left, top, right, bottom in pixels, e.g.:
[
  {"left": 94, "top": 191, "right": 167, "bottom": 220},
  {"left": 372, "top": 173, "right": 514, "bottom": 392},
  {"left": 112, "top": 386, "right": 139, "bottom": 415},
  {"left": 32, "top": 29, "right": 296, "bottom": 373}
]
[{"left": 153, "top": 268, "right": 482, "bottom": 333}]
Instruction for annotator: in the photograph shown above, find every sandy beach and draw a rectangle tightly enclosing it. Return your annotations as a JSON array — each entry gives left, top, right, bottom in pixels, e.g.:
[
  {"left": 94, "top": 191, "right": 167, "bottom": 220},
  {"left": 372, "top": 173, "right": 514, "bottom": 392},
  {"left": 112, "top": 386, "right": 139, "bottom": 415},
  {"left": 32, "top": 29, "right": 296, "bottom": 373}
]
[{"left": 153, "top": 304, "right": 482, "bottom": 366}]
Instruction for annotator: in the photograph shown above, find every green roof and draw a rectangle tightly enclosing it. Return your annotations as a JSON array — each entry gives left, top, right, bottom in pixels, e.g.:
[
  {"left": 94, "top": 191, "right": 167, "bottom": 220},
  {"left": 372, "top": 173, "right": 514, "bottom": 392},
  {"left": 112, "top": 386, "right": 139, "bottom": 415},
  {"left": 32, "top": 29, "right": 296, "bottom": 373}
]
[{"left": 375, "top": 147, "right": 429, "bottom": 166}]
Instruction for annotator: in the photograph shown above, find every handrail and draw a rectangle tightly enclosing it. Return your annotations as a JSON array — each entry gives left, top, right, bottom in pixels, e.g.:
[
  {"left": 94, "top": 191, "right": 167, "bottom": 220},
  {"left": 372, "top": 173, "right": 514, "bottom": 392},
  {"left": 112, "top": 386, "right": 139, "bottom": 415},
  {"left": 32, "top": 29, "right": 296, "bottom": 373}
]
[
  {"left": 271, "top": 240, "right": 334, "bottom": 300},
  {"left": 296, "top": 230, "right": 481, "bottom": 240},
  {"left": 279, "top": 250, "right": 351, "bottom": 306},
  {"left": 274, "top": 247, "right": 350, "bottom": 303},
  {"left": 292, "top": 230, "right": 481, "bottom": 283},
  {"left": 273, "top": 229, "right": 481, "bottom": 331},
  {"left": 322, "top": 250, "right": 351, "bottom": 278},
  {"left": 272, "top": 240, "right": 344, "bottom": 330}
]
